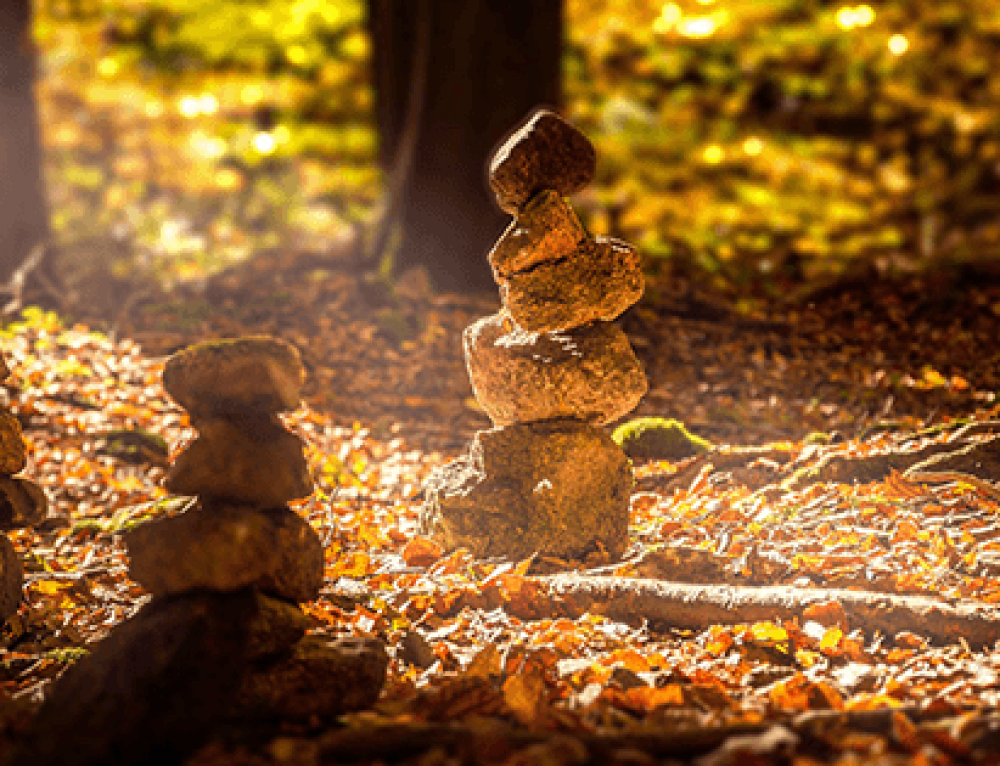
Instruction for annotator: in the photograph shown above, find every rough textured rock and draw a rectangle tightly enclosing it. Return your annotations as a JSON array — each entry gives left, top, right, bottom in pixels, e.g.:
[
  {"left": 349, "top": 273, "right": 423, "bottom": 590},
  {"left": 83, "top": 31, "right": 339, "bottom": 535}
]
[
  {"left": 162, "top": 336, "right": 304, "bottom": 418},
  {"left": 421, "top": 419, "right": 632, "bottom": 560},
  {"left": 0, "top": 410, "right": 26, "bottom": 475},
  {"left": 489, "top": 109, "right": 596, "bottom": 214},
  {"left": 165, "top": 415, "right": 312, "bottom": 506},
  {"left": 1, "top": 532, "right": 22, "bottom": 620},
  {"left": 236, "top": 635, "right": 388, "bottom": 720},
  {"left": 5, "top": 590, "right": 256, "bottom": 766},
  {"left": 0, "top": 475, "right": 47, "bottom": 531},
  {"left": 464, "top": 313, "right": 647, "bottom": 427},
  {"left": 498, "top": 237, "right": 644, "bottom": 332},
  {"left": 126, "top": 504, "right": 324, "bottom": 603},
  {"left": 487, "top": 190, "right": 587, "bottom": 278}
]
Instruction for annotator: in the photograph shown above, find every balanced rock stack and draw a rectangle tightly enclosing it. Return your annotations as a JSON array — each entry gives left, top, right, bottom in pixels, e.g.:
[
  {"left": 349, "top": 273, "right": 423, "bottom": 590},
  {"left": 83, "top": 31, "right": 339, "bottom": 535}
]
[
  {"left": 421, "top": 110, "right": 647, "bottom": 563},
  {"left": 0, "top": 353, "right": 47, "bottom": 621},
  {"left": 10, "top": 338, "right": 386, "bottom": 766},
  {"left": 129, "top": 337, "right": 388, "bottom": 720}
]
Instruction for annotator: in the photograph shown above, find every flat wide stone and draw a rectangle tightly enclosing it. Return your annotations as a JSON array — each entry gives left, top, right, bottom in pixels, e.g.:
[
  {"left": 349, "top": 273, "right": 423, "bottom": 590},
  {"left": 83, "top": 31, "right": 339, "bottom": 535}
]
[
  {"left": 464, "top": 313, "right": 647, "bottom": 427},
  {"left": 163, "top": 336, "right": 305, "bottom": 418},
  {"left": 487, "top": 190, "right": 587, "bottom": 278},
  {"left": 165, "top": 416, "right": 312, "bottom": 506},
  {"left": 1, "top": 532, "right": 22, "bottom": 620},
  {"left": 0, "top": 410, "right": 26, "bottom": 475},
  {"left": 489, "top": 109, "right": 596, "bottom": 214},
  {"left": 236, "top": 635, "right": 388, "bottom": 721},
  {"left": 126, "top": 504, "right": 324, "bottom": 603},
  {"left": 0, "top": 476, "right": 47, "bottom": 531},
  {"left": 499, "top": 236, "right": 644, "bottom": 332},
  {"left": 421, "top": 420, "right": 632, "bottom": 561}
]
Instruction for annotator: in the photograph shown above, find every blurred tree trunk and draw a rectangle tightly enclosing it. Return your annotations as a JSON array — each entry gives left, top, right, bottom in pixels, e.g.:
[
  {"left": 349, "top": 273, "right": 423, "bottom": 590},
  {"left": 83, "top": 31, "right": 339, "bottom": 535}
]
[
  {"left": 368, "top": 0, "right": 562, "bottom": 293},
  {"left": 0, "top": 0, "right": 52, "bottom": 288}
]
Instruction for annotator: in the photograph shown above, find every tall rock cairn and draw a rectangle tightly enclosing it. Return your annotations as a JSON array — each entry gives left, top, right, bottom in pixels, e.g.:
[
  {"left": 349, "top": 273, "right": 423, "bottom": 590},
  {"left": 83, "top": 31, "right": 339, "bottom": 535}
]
[
  {"left": 10, "top": 338, "right": 386, "bottom": 766},
  {"left": 421, "top": 110, "right": 647, "bottom": 563},
  {"left": 0, "top": 353, "right": 47, "bottom": 621}
]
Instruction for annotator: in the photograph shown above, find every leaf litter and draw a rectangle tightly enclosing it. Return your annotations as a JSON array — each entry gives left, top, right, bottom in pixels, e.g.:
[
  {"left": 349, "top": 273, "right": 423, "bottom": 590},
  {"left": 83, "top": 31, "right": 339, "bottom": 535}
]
[{"left": 5, "top": 270, "right": 1000, "bottom": 763}]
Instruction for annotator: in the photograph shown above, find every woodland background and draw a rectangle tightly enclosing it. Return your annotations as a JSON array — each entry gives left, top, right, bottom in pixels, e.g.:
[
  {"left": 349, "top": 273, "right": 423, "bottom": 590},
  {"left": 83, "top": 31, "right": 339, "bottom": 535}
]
[{"left": 3, "top": 1, "right": 1000, "bottom": 765}]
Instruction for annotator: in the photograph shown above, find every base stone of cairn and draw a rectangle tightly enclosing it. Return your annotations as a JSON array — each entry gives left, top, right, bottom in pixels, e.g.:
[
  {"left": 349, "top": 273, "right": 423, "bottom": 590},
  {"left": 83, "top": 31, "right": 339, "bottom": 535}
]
[
  {"left": 421, "top": 109, "right": 647, "bottom": 564},
  {"left": 0, "top": 354, "right": 47, "bottom": 622},
  {"left": 422, "top": 420, "right": 631, "bottom": 561},
  {"left": 8, "top": 338, "right": 386, "bottom": 766}
]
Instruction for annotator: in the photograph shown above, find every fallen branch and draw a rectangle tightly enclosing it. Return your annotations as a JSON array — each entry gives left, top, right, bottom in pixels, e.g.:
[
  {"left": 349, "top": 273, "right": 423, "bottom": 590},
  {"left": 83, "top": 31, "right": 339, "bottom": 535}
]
[
  {"left": 906, "top": 470, "right": 1000, "bottom": 502},
  {"left": 540, "top": 575, "right": 1000, "bottom": 647}
]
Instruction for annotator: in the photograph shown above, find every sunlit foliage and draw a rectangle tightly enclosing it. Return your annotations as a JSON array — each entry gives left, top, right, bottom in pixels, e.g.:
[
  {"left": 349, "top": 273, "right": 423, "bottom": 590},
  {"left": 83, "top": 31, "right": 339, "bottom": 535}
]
[{"left": 32, "top": 0, "right": 1000, "bottom": 293}]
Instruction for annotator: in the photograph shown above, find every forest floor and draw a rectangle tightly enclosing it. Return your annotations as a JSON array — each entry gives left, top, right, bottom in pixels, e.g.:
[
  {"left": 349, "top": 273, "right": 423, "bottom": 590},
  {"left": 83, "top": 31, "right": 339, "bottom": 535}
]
[{"left": 5, "top": 259, "right": 1000, "bottom": 764}]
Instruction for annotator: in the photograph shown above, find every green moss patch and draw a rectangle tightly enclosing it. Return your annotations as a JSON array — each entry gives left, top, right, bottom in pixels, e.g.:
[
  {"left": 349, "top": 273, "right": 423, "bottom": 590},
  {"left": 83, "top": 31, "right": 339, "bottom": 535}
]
[{"left": 611, "top": 417, "right": 712, "bottom": 461}]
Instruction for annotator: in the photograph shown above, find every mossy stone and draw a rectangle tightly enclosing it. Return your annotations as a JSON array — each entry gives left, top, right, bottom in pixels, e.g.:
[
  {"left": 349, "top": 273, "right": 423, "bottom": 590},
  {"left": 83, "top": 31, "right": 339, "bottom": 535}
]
[{"left": 612, "top": 417, "right": 712, "bottom": 461}]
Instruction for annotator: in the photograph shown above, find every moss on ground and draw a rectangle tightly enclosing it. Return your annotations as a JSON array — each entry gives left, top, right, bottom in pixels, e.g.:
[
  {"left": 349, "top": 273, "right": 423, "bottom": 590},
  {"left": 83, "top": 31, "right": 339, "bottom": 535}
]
[{"left": 611, "top": 417, "right": 712, "bottom": 461}]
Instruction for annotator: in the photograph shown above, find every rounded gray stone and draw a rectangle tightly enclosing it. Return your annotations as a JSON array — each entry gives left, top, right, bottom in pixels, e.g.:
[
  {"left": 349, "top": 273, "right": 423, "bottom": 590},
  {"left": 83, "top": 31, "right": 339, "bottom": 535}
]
[
  {"left": 464, "top": 313, "right": 647, "bottom": 427},
  {"left": 498, "top": 236, "right": 644, "bottom": 333},
  {"left": 421, "top": 419, "right": 632, "bottom": 561},
  {"left": 126, "top": 504, "right": 324, "bottom": 603}
]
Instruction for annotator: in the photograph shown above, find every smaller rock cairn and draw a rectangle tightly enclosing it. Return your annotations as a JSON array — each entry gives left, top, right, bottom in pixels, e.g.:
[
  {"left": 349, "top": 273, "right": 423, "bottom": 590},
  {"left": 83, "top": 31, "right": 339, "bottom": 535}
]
[
  {"left": 421, "top": 109, "right": 647, "bottom": 563},
  {"left": 129, "top": 337, "right": 388, "bottom": 720},
  {"left": 0, "top": 353, "right": 47, "bottom": 622},
  {"left": 11, "top": 338, "right": 386, "bottom": 766}
]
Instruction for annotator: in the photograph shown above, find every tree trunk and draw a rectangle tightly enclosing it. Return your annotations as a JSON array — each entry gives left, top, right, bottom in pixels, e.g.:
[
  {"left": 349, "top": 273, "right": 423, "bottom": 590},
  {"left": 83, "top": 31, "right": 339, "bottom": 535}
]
[
  {"left": 368, "top": 0, "right": 562, "bottom": 293},
  {"left": 0, "top": 0, "right": 51, "bottom": 286}
]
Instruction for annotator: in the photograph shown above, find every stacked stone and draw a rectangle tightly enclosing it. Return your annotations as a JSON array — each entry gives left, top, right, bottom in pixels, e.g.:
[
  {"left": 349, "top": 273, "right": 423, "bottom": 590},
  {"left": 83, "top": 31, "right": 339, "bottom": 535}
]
[
  {"left": 128, "top": 337, "right": 387, "bottom": 720},
  {"left": 0, "top": 353, "right": 47, "bottom": 621},
  {"left": 421, "top": 110, "right": 647, "bottom": 563},
  {"left": 10, "top": 338, "right": 386, "bottom": 766}
]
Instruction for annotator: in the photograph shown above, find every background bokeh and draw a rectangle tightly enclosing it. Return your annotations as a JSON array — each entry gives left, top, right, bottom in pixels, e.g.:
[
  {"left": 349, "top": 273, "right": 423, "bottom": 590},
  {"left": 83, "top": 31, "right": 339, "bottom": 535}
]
[{"left": 33, "top": 0, "right": 1000, "bottom": 297}]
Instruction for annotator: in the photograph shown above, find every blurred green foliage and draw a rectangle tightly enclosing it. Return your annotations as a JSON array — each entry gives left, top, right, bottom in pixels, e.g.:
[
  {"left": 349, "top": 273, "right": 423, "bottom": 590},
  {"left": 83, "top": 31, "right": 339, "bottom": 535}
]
[
  {"left": 567, "top": 0, "right": 1000, "bottom": 292},
  {"left": 32, "top": 0, "right": 1000, "bottom": 294}
]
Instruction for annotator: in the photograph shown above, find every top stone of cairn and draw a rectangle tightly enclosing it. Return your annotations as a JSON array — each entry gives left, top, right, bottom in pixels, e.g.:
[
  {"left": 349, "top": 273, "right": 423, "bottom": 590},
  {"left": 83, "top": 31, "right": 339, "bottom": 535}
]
[
  {"left": 163, "top": 337, "right": 305, "bottom": 418},
  {"left": 489, "top": 109, "right": 597, "bottom": 215}
]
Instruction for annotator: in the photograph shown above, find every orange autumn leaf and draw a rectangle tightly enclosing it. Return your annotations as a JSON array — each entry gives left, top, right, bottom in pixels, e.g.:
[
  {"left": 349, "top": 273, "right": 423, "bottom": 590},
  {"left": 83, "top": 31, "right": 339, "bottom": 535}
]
[
  {"left": 803, "top": 600, "right": 848, "bottom": 628},
  {"left": 402, "top": 536, "right": 443, "bottom": 568},
  {"left": 604, "top": 648, "right": 650, "bottom": 673},
  {"left": 502, "top": 670, "right": 548, "bottom": 726},
  {"left": 819, "top": 627, "right": 843, "bottom": 653},
  {"left": 769, "top": 673, "right": 844, "bottom": 711},
  {"left": 465, "top": 644, "right": 501, "bottom": 679},
  {"left": 751, "top": 621, "right": 789, "bottom": 643},
  {"left": 615, "top": 683, "right": 686, "bottom": 712}
]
